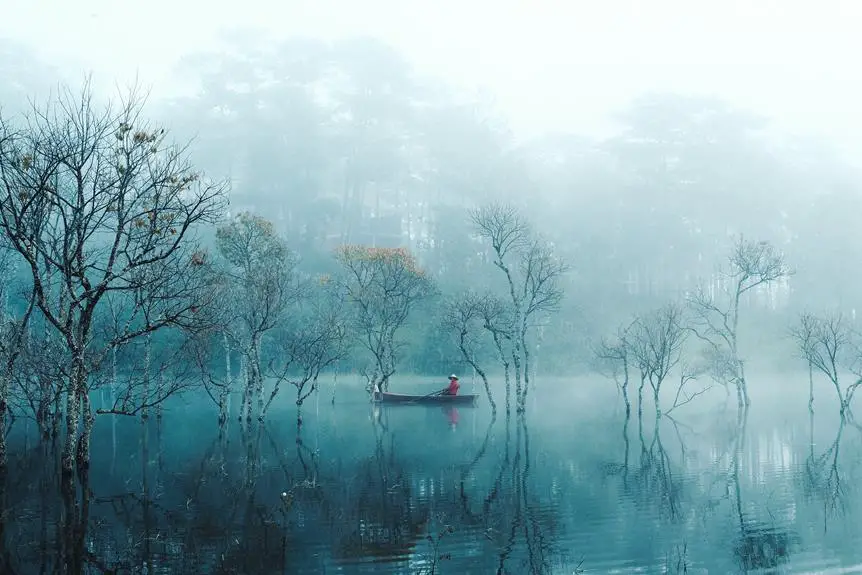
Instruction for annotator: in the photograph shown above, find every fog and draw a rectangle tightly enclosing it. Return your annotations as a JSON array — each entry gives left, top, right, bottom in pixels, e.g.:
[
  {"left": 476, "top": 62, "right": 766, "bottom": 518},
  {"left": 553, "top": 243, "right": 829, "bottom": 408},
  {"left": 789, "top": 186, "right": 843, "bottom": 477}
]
[
  {"left": 5, "top": 0, "right": 862, "bottom": 158},
  {"left": 3, "top": 0, "right": 862, "bottom": 431},
  {"left": 4, "top": 3, "right": 862, "bottom": 573}
]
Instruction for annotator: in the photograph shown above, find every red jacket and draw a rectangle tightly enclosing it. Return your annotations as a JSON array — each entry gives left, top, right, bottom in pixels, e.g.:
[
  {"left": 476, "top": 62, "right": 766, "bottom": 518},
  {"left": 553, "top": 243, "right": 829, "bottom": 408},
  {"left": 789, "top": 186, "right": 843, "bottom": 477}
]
[{"left": 447, "top": 379, "right": 460, "bottom": 395}]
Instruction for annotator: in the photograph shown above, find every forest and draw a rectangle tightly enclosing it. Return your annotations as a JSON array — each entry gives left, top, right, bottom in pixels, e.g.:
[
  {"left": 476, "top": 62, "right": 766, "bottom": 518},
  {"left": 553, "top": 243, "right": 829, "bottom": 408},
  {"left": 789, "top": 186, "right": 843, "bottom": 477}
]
[
  {"left": 1, "top": 33, "right": 862, "bottom": 573},
  {"left": 1, "top": 33, "right": 862, "bottom": 467}
]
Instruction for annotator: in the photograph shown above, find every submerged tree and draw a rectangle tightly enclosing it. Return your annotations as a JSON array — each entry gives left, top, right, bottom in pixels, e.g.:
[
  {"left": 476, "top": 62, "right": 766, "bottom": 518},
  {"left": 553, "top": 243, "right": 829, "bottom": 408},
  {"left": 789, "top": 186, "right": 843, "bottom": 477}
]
[
  {"left": 790, "top": 311, "right": 861, "bottom": 417},
  {"left": 0, "top": 271, "right": 34, "bottom": 468},
  {"left": 442, "top": 291, "right": 498, "bottom": 414},
  {"left": 791, "top": 312, "right": 820, "bottom": 412},
  {"left": 470, "top": 203, "right": 567, "bottom": 413},
  {"left": 627, "top": 303, "right": 689, "bottom": 418},
  {"left": 0, "top": 82, "right": 227, "bottom": 474},
  {"left": 336, "top": 245, "right": 433, "bottom": 393},
  {"left": 215, "top": 212, "right": 301, "bottom": 422},
  {"left": 688, "top": 235, "right": 791, "bottom": 409},
  {"left": 593, "top": 321, "right": 635, "bottom": 417},
  {"left": 262, "top": 278, "right": 350, "bottom": 424}
]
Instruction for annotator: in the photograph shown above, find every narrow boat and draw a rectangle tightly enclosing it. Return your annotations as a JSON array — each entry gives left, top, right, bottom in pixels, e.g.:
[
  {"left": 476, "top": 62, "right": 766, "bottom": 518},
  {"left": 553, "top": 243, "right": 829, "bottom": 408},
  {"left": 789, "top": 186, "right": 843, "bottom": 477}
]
[{"left": 374, "top": 391, "right": 479, "bottom": 406}]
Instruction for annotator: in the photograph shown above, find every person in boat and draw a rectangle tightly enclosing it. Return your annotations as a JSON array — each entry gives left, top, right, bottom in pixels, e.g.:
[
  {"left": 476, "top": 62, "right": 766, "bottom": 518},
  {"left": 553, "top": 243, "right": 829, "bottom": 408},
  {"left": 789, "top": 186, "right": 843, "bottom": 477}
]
[{"left": 443, "top": 374, "right": 460, "bottom": 396}]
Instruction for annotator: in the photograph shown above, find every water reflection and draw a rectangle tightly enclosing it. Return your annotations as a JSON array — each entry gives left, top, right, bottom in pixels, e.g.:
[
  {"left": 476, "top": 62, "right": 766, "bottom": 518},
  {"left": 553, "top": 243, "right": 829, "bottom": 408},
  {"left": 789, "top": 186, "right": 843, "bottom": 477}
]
[
  {"left": 801, "top": 411, "right": 850, "bottom": 525},
  {"left": 729, "top": 410, "right": 796, "bottom": 572},
  {"left": 458, "top": 413, "right": 562, "bottom": 574},
  {"left": 8, "top": 386, "right": 862, "bottom": 572}
]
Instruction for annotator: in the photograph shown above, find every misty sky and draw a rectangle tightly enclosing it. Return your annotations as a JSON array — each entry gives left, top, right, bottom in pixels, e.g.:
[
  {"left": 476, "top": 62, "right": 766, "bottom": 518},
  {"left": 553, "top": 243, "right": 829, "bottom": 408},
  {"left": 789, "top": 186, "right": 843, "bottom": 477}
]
[{"left": 3, "top": 0, "right": 859, "bottom": 160}]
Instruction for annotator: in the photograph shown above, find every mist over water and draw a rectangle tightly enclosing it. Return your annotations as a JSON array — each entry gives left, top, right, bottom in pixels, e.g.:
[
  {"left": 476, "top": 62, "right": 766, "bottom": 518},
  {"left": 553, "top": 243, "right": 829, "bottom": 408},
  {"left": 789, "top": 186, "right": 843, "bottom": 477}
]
[
  {"left": 4, "top": 374, "right": 862, "bottom": 573},
  {"left": 2, "top": 5, "right": 862, "bottom": 574}
]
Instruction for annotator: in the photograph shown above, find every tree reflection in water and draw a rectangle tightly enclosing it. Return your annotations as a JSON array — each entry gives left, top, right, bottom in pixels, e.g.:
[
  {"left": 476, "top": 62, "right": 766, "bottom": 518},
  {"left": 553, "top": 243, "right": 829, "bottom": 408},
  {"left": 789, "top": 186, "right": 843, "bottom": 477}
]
[
  {"left": 729, "top": 409, "right": 796, "bottom": 572},
  {"left": 11, "top": 398, "right": 815, "bottom": 573},
  {"left": 799, "top": 410, "right": 851, "bottom": 529},
  {"left": 457, "top": 412, "right": 564, "bottom": 574},
  {"left": 600, "top": 403, "right": 800, "bottom": 572},
  {"left": 602, "top": 407, "right": 686, "bottom": 522}
]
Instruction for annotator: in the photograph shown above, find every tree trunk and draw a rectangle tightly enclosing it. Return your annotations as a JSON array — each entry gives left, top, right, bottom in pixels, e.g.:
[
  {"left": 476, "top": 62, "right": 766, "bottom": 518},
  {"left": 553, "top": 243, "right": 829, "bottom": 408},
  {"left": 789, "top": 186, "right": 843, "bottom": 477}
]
[
  {"left": 637, "top": 375, "right": 646, "bottom": 419},
  {"left": 61, "top": 355, "right": 85, "bottom": 475},
  {"left": 512, "top": 348, "right": 523, "bottom": 413},
  {"left": 331, "top": 368, "right": 338, "bottom": 405},
  {"left": 259, "top": 379, "right": 283, "bottom": 423},
  {"left": 155, "top": 372, "right": 164, "bottom": 420},
  {"left": 221, "top": 333, "right": 232, "bottom": 424},
  {"left": 218, "top": 389, "right": 229, "bottom": 426},
  {"left": 808, "top": 361, "right": 814, "bottom": 412},
  {"left": 76, "top": 391, "right": 94, "bottom": 469},
  {"left": 238, "top": 351, "right": 252, "bottom": 422},
  {"left": 141, "top": 333, "right": 152, "bottom": 420},
  {"left": 520, "top": 338, "right": 532, "bottom": 412},
  {"left": 621, "top": 357, "right": 631, "bottom": 418},
  {"left": 0, "top": 373, "right": 8, "bottom": 468},
  {"left": 250, "top": 336, "right": 263, "bottom": 421},
  {"left": 622, "top": 382, "right": 631, "bottom": 418}
]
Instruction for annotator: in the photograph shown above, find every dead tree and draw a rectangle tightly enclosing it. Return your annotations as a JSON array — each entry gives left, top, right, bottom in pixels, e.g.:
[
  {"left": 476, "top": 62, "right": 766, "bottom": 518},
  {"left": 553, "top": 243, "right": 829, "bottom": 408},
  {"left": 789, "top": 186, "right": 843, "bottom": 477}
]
[
  {"left": 97, "top": 253, "right": 220, "bottom": 418},
  {"left": 789, "top": 312, "right": 823, "bottom": 413},
  {"left": 790, "top": 312, "right": 860, "bottom": 418},
  {"left": 0, "top": 81, "right": 227, "bottom": 474},
  {"left": 628, "top": 304, "right": 689, "bottom": 418},
  {"left": 215, "top": 212, "right": 300, "bottom": 423},
  {"left": 442, "top": 291, "right": 499, "bottom": 415},
  {"left": 0, "top": 279, "right": 35, "bottom": 468},
  {"left": 665, "top": 361, "right": 710, "bottom": 415},
  {"left": 190, "top": 328, "right": 234, "bottom": 424},
  {"left": 470, "top": 203, "right": 567, "bottom": 413},
  {"left": 9, "top": 312, "right": 66, "bottom": 438},
  {"left": 335, "top": 246, "right": 433, "bottom": 393},
  {"left": 95, "top": 331, "right": 201, "bottom": 418},
  {"left": 262, "top": 280, "right": 349, "bottom": 424},
  {"left": 688, "top": 235, "right": 791, "bottom": 410},
  {"left": 593, "top": 321, "right": 635, "bottom": 417}
]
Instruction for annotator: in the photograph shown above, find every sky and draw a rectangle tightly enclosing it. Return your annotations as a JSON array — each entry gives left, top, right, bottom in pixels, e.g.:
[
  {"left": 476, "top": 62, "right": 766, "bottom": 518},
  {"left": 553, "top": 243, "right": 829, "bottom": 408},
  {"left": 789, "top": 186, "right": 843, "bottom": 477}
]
[{"left": 2, "top": 0, "right": 860, "bottom": 159}]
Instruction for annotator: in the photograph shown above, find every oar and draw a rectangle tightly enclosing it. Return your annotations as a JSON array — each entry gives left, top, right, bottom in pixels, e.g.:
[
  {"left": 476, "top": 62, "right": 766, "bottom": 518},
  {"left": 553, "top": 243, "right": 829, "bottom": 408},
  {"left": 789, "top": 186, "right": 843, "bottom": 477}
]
[{"left": 412, "top": 388, "right": 447, "bottom": 402}]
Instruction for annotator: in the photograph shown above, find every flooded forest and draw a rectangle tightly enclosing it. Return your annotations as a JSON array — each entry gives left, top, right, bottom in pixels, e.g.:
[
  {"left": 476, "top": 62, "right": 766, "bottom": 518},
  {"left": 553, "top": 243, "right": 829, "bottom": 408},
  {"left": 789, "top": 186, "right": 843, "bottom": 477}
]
[{"left": 2, "top": 31, "right": 862, "bottom": 574}]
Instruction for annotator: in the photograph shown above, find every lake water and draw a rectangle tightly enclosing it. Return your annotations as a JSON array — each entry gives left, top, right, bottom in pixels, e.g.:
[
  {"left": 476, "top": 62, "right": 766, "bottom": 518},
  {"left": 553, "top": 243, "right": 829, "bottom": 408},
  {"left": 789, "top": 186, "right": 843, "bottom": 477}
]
[{"left": 5, "top": 373, "right": 862, "bottom": 574}]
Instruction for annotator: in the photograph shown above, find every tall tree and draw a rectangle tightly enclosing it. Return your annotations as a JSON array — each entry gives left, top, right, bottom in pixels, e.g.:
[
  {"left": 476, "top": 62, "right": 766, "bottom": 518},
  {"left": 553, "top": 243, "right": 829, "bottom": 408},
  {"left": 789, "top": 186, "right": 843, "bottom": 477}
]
[
  {"left": 215, "top": 211, "right": 301, "bottom": 422},
  {"left": 471, "top": 203, "right": 568, "bottom": 413},
  {"left": 0, "top": 82, "right": 226, "bottom": 474},
  {"left": 688, "top": 236, "right": 792, "bottom": 409}
]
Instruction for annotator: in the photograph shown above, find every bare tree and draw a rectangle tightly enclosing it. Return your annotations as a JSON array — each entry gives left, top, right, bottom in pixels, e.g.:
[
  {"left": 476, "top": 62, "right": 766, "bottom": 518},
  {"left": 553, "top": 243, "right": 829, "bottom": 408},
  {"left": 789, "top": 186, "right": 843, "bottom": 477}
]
[
  {"left": 442, "top": 291, "right": 498, "bottom": 415},
  {"left": 627, "top": 303, "right": 689, "bottom": 418},
  {"left": 688, "top": 235, "right": 792, "bottom": 409},
  {"left": 0, "top": 81, "right": 227, "bottom": 474},
  {"left": 9, "top": 313, "right": 66, "bottom": 438},
  {"left": 593, "top": 321, "right": 635, "bottom": 417},
  {"left": 470, "top": 203, "right": 567, "bottom": 413},
  {"left": 215, "top": 212, "right": 300, "bottom": 422},
  {"left": 336, "top": 246, "right": 433, "bottom": 393},
  {"left": 0, "top": 277, "right": 34, "bottom": 467},
  {"left": 666, "top": 361, "right": 711, "bottom": 415},
  {"left": 95, "top": 331, "right": 201, "bottom": 418},
  {"left": 790, "top": 312, "right": 860, "bottom": 417},
  {"left": 190, "top": 328, "right": 234, "bottom": 424},
  {"left": 262, "top": 279, "right": 350, "bottom": 424},
  {"left": 790, "top": 312, "right": 822, "bottom": 413}
]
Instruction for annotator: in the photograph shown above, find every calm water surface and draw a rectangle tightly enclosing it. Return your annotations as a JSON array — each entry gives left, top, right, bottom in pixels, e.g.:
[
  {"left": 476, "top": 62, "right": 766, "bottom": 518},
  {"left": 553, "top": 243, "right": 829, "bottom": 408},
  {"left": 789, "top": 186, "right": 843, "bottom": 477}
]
[{"left": 5, "top": 374, "right": 862, "bottom": 574}]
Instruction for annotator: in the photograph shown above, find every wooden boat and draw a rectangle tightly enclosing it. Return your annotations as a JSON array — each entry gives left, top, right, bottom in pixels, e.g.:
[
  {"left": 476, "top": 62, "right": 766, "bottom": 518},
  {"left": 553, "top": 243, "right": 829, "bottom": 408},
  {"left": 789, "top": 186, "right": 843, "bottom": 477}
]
[{"left": 374, "top": 391, "right": 479, "bottom": 406}]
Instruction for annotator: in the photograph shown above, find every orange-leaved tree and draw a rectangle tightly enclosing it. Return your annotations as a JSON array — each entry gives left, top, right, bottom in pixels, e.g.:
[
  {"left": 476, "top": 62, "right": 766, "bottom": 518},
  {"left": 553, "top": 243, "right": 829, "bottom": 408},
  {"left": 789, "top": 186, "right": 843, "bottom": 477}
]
[
  {"left": 335, "top": 245, "right": 433, "bottom": 393},
  {"left": 215, "top": 212, "right": 301, "bottom": 423}
]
